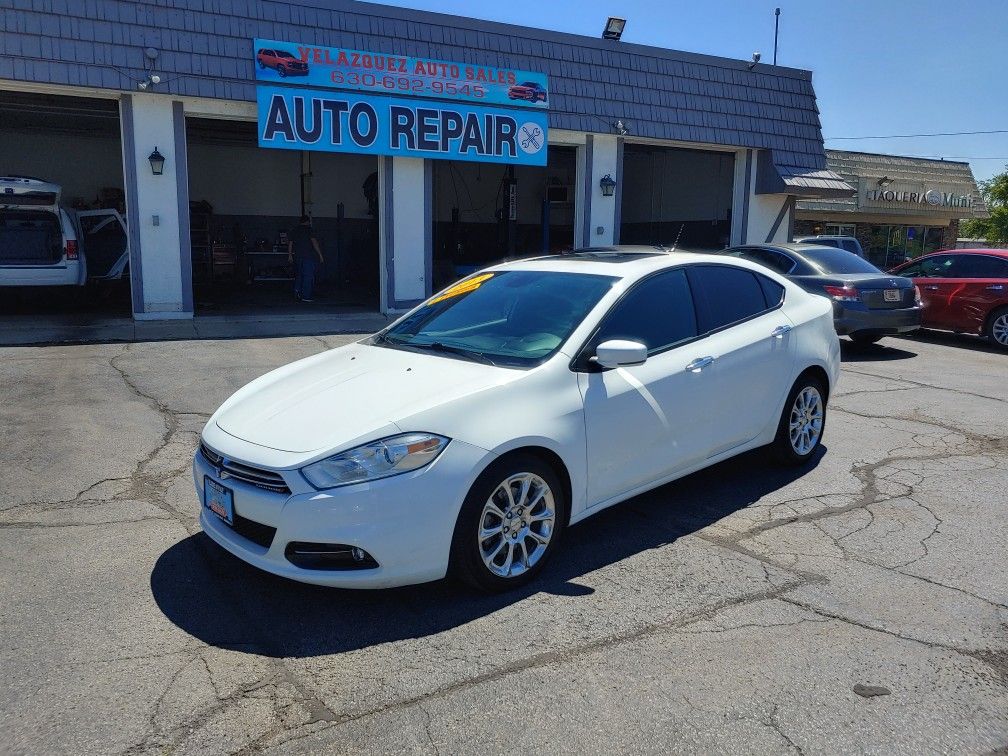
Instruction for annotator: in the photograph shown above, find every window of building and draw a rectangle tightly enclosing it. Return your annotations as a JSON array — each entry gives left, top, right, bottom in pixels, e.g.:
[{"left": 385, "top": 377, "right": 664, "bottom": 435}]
[{"left": 824, "top": 223, "right": 856, "bottom": 236}]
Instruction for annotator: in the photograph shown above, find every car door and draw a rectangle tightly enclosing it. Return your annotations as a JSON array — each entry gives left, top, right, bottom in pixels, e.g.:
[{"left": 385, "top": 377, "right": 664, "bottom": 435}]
[
  {"left": 940, "top": 254, "right": 1008, "bottom": 334},
  {"left": 577, "top": 268, "right": 715, "bottom": 506},
  {"left": 685, "top": 264, "right": 797, "bottom": 456},
  {"left": 900, "top": 254, "right": 956, "bottom": 328},
  {"left": 75, "top": 209, "right": 128, "bottom": 280}
]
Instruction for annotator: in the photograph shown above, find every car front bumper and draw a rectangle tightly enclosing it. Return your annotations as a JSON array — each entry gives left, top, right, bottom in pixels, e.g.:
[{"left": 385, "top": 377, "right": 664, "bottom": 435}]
[
  {"left": 833, "top": 304, "right": 922, "bottom": 336},
  {"left": 193, "top": 438, "right": 490, "bottom": 588}
]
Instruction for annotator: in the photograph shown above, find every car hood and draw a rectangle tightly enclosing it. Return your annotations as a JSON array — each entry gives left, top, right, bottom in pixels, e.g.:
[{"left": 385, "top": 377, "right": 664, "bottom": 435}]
[{"left": 214, "top": 341, "right": 514, "bottom": 455}]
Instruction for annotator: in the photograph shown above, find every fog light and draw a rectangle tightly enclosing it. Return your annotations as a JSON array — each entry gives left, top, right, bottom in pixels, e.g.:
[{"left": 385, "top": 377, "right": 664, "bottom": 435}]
[{"left": 352, "top": 546, "right": 366, "bottom": 562}]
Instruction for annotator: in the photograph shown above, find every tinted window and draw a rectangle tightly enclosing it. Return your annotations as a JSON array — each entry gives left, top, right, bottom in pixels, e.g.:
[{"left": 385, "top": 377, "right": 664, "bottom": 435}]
[
  {"left": 800, "top": 246, "right": 882, "bottom": 274},
  {"left": 733, "top": 247, "right": 795, "bottom": 274},
  {"left": 840, "top": 240, "right": 860, "bottom": 255},
  {"left": 688, "top": 265, "right": 771, "bottom": 333},
  {"left": 757, "top": 274, "right": 785, "bottom": 307},
  {"left": 950, "top": 255, "right": 1008, "bottom": 278},
  {"left": 592, "top": 269, "right": 697, "bottom": 354}
]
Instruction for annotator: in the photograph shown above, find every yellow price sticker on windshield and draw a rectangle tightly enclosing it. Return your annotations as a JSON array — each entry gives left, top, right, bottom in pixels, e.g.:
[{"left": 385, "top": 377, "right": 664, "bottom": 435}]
[{"left": 427, "top": 273, "right": 494, "bottom": 305}]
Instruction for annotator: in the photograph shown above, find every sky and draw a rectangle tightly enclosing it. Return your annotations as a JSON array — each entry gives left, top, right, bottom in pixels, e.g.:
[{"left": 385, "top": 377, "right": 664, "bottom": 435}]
[{"left": 380, "top": 0, "right": 1008, "bottom": 182}]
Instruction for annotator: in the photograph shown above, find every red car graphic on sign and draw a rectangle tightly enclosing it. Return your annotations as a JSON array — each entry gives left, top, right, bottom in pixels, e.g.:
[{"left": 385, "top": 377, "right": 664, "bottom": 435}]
[
  {"left": 507, "top": 81, "right": 548, "bottom": 103},
  {"left": 256, "top": 48, "right": 309, "bottom": 77}
]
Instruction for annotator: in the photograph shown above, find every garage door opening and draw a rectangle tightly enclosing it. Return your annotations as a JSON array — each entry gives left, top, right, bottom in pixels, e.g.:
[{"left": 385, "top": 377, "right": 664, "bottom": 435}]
[
  {"left": 0, "top": 91, "right": 131, "bottom": 317},
  {"left": 185, "top": 118, "right": 379, "bottom": 315},
  {"left": 431, "top": 146, "right": 576, "bottom": 290},
  {"left": 620, "top": 144, "right": 734, "bottom": 250}
]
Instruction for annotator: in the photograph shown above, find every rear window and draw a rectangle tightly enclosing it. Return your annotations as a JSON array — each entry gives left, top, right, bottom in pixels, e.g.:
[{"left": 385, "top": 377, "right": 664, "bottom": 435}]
[
  {"left": 800, "top": 247, "right": 882, "bottom": 275},
  {"left": 1, "top": 190, "right": 58, "bottom": 206},
  {"left": 0, "top": 209, "right": 63, "bottom": 264}
]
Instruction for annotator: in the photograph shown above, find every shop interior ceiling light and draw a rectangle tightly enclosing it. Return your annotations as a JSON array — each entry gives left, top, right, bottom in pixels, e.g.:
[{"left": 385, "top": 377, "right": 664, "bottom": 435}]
[{"left": 602, "top": 17, "right": 626, "bottom": 41}]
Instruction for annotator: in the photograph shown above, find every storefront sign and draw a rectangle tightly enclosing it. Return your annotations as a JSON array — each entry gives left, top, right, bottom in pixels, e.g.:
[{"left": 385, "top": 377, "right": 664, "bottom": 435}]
[
  {"left": 257, "top": 86, "right": 549, "bottom": 166},
  {"left": 254, "top": 38, "right": 549, "bottom": 110},
  {"left": 863, "top": 182, "right": 973, "bottom": 209}
]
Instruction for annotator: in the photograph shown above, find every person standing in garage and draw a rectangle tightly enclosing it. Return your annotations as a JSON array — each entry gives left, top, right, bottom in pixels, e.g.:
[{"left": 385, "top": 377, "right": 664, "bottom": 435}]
[{"left": 287, "top": 215, "right": 324, "bottom": 302}]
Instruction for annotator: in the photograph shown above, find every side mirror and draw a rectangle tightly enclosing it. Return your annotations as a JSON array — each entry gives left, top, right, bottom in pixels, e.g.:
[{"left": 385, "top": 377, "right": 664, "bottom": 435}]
[{"left": 593, "top": 339, "right": 648, "bottom": 369}]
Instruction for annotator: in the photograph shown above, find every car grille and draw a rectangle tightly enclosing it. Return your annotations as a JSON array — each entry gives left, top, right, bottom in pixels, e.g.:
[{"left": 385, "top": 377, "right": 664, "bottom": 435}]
[
  {"left": 232, "top": 512, "right": 277, "bottom": 549},
  {"left": 199, "top": 442, "right": 291, "bottom": 494}
]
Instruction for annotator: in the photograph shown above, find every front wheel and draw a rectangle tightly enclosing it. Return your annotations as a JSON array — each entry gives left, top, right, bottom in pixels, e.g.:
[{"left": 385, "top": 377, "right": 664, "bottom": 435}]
[
  {"left": 450, "top": 453, "right": 566, "bottom": 592},
  {"left": 277, "top": 65, "right": 287, "bottom": 77},
  {"left": 986, "top": 307, "right": 1008, "bottom": 350},
  {"left": 771, "top": 376, "right": 827, "bottom": 465}
]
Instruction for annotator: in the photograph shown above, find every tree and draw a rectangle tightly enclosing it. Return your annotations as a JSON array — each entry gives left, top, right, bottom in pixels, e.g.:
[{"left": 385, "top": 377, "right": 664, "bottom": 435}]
[{"left": 960, "top": 166, "right": 1008, "bottom": 244}]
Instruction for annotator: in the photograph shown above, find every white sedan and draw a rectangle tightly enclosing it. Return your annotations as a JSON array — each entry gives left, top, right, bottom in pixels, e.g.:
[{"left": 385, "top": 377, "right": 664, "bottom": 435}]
[{"left": 194, "top": 248, "right": 840, "bottom": 591}]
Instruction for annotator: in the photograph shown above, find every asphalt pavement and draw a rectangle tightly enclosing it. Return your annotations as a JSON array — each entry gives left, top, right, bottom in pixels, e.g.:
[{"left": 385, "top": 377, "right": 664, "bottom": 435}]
[{"left": 0, "top": 329, "right": 1005, "bottom": 754}]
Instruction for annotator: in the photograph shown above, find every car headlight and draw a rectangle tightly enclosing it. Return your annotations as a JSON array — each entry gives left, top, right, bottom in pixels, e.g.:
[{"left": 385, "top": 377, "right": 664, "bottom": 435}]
[{"left": 300, "top": 433, "right": 450, "bottom": 489}]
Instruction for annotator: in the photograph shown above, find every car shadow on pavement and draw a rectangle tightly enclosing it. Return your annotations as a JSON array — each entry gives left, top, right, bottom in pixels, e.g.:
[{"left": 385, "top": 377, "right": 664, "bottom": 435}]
[
  {"left": 839, "top": 340, "right": 917, "bottom": 362},
  {"left": 896, "top": 328, "right": 1004, "bottom": 356},
  {"left": 152, "top": 445, "right": 825, "bottom": 658}
]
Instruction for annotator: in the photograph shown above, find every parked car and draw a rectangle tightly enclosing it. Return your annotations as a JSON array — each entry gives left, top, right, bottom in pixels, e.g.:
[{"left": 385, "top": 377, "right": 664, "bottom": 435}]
[
  {"left": 707, "top": 243, "right": 920, "bottom": 344},
  {"left": 256, "top": 48, "right": 309, "bottom": 77},
  {"left": 194, "top": 247, "right": 839, "bottom": 591},
  {"left": 795, "top": 235, "right": 866, "bottom": 259},
  {"left": 1, "top": 176, "right": 85, "bottom": 286},
  {"left": 507, "top": 81, "right": 548, "bottom": 103},
  {"left": 890, "top": 249, "right": 1008, "bottom": 349}
]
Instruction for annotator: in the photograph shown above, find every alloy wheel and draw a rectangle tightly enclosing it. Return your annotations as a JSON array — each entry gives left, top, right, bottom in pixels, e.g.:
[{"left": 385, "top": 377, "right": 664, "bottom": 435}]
[
  {"left": 993, "top": 313, "right": 1008, "bottom": 346},
  {"left": 478, "top": 472, "right": 555, "bottom": 578},
  {"left": 789, "top": 386, "right": 824, "bottom": 455}
]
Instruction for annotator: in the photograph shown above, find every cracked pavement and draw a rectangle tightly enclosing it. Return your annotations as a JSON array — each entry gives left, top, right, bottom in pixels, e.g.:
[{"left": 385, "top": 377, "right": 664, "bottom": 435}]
[{"left": 0, "top": 330, "right": 1005, "bottom": 754}]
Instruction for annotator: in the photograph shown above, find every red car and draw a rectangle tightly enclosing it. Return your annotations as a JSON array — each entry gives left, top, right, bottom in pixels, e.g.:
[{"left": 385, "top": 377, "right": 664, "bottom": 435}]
[
  {"left": 507, "top": 81, "right": 548, "bottom": 103},
  {"left": 256, "top": 48, "right": 309, "bottom": 77},
  {"left": 890, "top": 249, "right": 1008, "bottom": 349}
]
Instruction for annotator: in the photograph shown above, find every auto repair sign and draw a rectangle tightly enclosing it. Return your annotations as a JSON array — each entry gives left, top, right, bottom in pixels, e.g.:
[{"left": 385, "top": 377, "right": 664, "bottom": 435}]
[
  {"left": 257, "top": 86, "right": 548, "bottom": 166},
  {"left": 254, "top": 38, "right": 549, "bottom": 110}
]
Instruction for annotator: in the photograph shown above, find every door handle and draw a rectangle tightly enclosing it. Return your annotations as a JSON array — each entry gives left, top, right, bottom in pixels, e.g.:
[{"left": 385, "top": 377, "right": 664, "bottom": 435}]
[
  {"left": 771, "top": 325, "right": 792, "bottom": 339},
  {"left": 923, "top": 285, "right": 940, "bottom": 291},
  {"left": 986, "top": 284, "right": 1005, "bottom": 291},
  {"left": 685, "top": 356, "right": 715, "bottom": 372}
]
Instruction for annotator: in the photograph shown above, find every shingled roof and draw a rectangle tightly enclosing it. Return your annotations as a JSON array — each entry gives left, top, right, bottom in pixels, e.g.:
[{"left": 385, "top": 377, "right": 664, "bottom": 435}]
[
  {"left": 0, "top": 0, "right": 846, "bottom": 195},
  {"left": 798, "top": 150, "right": 988, "bottom": 217}
]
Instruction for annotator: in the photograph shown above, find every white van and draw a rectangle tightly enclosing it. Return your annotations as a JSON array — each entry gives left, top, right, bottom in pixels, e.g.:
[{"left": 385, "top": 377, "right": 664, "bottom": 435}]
[
  {"left": 0, "top": 176, "right": 130, "bottom": 287},
  {"left": 0, "top": 176, "right": 86, "bottom": 286}
]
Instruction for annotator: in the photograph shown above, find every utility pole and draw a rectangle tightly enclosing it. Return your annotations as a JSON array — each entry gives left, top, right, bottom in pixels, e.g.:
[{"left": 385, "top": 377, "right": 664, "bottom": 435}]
[{"left": 773, "top": 8, "right": 780, "bottom": 65}]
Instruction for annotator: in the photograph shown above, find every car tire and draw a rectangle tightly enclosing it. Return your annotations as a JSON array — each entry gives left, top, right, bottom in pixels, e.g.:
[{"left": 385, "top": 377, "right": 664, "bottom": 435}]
[
  {"left": 985, "top": 306, "right": 1008, "bottom": 350},
  {"left": 278, "top": 65, "right": 287, "bottom": 77},
  {"left": 849, "top": 333, "right": 882, "bottom": 345},
  {"left": 770, "top": 374, "right": 827, "bottom": 465},
  {"left": 450, "top": 453, "right": 566, "bottom": 592}
]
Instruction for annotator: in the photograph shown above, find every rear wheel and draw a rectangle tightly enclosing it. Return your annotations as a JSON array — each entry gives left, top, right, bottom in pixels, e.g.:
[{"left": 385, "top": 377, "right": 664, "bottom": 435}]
[
  {"left": 771, "top": 376, "right": 827, "bottom": 465},
  {"left": 850, "top": 332, "right": 882, "bottom": 345},
  {"left": 450, "top": 453, "right": 566, "bottom": 592},
  {"left": 986, "top": 307, "right": 1008, "bottom": 350}
]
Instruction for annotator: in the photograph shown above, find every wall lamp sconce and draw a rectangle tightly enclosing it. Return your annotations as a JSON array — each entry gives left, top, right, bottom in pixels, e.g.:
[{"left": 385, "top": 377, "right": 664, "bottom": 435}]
[
  {"left": 599, "top": 174, "right": 617, "bottom": 197},
  {"left": 613, "top": 119, "right": 629, "bottom": 136},
  {"left": 137, "top": 73, "right": 161, "bottom": 90},
  {"left": 602, "top": 17, "right": 626, "bottom": 41},
  {"left": 877, "top": 176, "right": 893, "bottom": 187},
  {"left": 148, "top": 146, "right": 166, "bottom": 175}
]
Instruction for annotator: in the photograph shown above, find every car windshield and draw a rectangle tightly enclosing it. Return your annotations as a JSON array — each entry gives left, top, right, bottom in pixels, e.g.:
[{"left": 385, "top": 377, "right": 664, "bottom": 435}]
[
  {"left": 521, "top": 82, "right": 538, "bottom": 88},
  {"left": 799, "top": 247, "right": 882, "bottom": 275},
  {"left": 372, "top": 270, "right": 617, "bottom": 368},
  {"left": 277, "top": 51, "right": 296, "bottom": 59}
]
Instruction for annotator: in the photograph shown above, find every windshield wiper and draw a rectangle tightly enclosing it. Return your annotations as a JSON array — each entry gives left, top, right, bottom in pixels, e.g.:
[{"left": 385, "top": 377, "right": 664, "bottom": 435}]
[{"left": 426, "top": 342, "right": 498, "bottom": 366}]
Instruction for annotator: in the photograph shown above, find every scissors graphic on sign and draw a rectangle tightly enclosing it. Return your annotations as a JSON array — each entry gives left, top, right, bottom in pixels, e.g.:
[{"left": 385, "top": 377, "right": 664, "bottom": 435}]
[{"left": 520, "top": 124, "right": 543, "bottom": 152}]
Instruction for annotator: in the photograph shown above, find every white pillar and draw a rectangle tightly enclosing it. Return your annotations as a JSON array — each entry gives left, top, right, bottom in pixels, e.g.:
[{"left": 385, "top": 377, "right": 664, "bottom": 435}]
[
  {"left": 379, "top": 156, "right": 429, "bottom": 314},
  {"left": 585, "top": 134, "right": 620, "bottom": 246},
  {"left": 120, "top": 93, "right": 191, "bottom": 319}
]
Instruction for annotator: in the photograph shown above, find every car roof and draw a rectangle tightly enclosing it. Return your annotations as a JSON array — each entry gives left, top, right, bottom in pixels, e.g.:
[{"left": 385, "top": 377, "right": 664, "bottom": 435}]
[
  {"left": 489, "top": 246, "right": 775, "bottom": 279},
  {"left": 731, "top": 242, "right": 839, "bottom": 256},
  {"left": 795, "top": 235, "right": 857, "bottom": 241},
  {"left": 912, "top": 248, "right": 1008, "bottom": 259}
]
